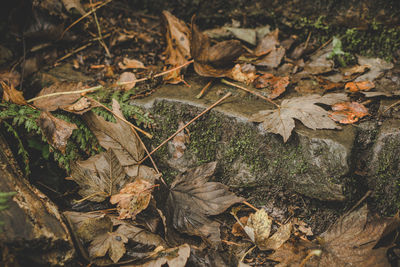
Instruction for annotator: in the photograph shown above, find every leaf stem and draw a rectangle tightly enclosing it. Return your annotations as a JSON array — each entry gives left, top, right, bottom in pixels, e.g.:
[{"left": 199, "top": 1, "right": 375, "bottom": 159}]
[
  {"left": 138, "top": 92, "right": 232, "bottom": 164},
  {"left": 26, "top": 85, "right": 103, "bottom": 103},
  {"left": 221, "top": 79, "right": 280, "bottom": 108}
]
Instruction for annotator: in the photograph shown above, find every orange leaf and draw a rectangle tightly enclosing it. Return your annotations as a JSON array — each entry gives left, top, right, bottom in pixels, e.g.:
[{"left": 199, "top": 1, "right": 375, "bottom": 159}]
[
  {"left": 345, "top": 81, "right": 375, "bottom": 92},
  {"left": 253, "top": 73, "right": 289, "bottom": 99},
  {"left": 329, "top": 102, "right": 368, "bottom": 124},
  {"left": 232, "top": 216, "right": 249, "bottom": 237},
  {"left": 1, "top": 80, "right": 26, "bottom": 105}
]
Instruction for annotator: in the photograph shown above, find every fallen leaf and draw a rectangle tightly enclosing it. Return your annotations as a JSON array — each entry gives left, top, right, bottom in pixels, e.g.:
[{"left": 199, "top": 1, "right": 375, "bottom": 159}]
[
  {"left": 254, "top": 29, "right": 280, "bottom": 57},
  {"left": 245, "top": 209, "right": 272, "bottom": 245},
  {"left": 268, "top": 240, "right": 315, "bottom": 267},
  {"left": 118, "top": 58, "right": 146, "bottom": 70},
  {"left": 38, "top": 111, "right": 77, "bottom": 153},
  {"left": 110, "top": 178, "right": 154, "bottom": 220},
  {"left": 165, "top": 162, "right": 244, "bottom": 245},
  {"left": 134, "top": 244, "right": 191, "bottom": 267},
  {"left": 1, "top": 80, "right": 26, "bottom": 105},
  {"left": 63, "top": 97, "right": 94, "bottom": 114},
  {"left": 314, "top": 205, "right": 399, "bottom": 267},
  {"left": 33, "top": 82, "right": 84, "bottom": 111},
  {"left": 117, "top": 72, "right": 137, "bottom": 91},
  {"left": 162, "top": 11, "right": 191, "bottom": 84},
  {"left": 116, "top": 220, "right": 167, "bottom": 248},
  {"left": 89, "top": 230, "right": 128, "bottom": 263},
  {"left": 83, "top": 99, "right": 144, "bottom": 167},
  {"left": 229, "top": 63, "right": 258, "bottom": 85},
  {"left": 304, "top": 43, "right": 334, "bottom": 74},
  {"left": 225, "top": 27, "right": 256, "bottom": 45},
  {"left": 70, "top": 148, "right": 127, "bottom": 202},
  {"left": 329, "top": 102, "right": 368, "bottom": 124},
  {"left": 345, "top": 81, "right": 375, "bottom": 92},
  {"left": 0, "top": 70, "right": 20, "bottom": 87},
  {"left": 232, "top": 216, "right": 249, "bottom": 237},
  {"left": 355, "top": 55, "right": 394, "bottom": 82},
  {"left": 293, "top": 218, "right": 313, "bottom": 236},
  {"left": 255, "top": 47, "right": 285, "bottom": 68},
  {"left": 261, "top": 222, "right": 292, "bottom": 250},
  {"left": 253, "top": 73, "right": 289, "bottom": 99},
  {"left": 191, "top": 18, "right": 244, "bottom": 78},
  {"left": 340, "top": 64, "right": 370, "bottom": 78},
  {"left": 251, "top": 93, "right": 348, "bottom": 142}
]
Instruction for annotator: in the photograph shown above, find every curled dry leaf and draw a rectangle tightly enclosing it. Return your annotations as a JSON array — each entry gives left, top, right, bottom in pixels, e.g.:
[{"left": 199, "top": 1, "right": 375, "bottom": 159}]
[
  {"left": 245, "top": 209, "right": 272, "bottom": 244},
  {"left": 1, "top": 80, "right": 26, "bottom": 105},
  {"left": 191, "top": 18, "right": 244, "bottom": 78},
  {"left": 38, "top": 111, "right": 77, "bottom": 153},
  {"left": 251, "top": 93, "right": 348, "bottom": 142},
  {"left": 165, "top": 162, "right": 244, "bottom": 245},
  {"left": 70, "top": 149, "right": 127, "bottom": 202},
  {"left": 117, "top": 72, "right": 137, "bottom": 91},
  {"left": 162, "top": 11, "right": 191, "bottom": 84},
  {"left": 329, "top": 102, "right": 368, "bottom": 124},
  {"left": 110, "top": 178, "right": 154, "bottom": 220},
  {"left": 253, "top": 73, "right": 289, "bottom": 99},
  {"left": 118, "top": 58, "right": 146, "bottom": 70},
  {"left": 229, "top": 63, "right": 258, "bottom": 85},
  {"left": 33, "top": 82, "right": 83, "bottom": 111},
  {"left": 345, "top": 81, "right": 375, "bottom": 92},
  {"left": 63, "top": 97, "right": 94, "bottom": 114}
]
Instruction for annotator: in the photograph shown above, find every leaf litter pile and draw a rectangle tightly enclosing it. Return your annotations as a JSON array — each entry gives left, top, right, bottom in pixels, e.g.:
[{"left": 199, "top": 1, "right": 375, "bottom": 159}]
[{"left": 1, "top": 2, "right": 400, "bottom": 266}]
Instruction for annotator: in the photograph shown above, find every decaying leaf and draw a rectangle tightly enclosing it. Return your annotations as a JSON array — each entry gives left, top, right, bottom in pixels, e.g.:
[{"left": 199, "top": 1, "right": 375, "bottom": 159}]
[
  {"left": 229, "top": 63, "right": 258, "bottom": 84},
  {"left": 268, "top": 239, "right": 315, "bottom": 266},
  {"left": 0, "top": 70, "right": 20, "bottom": 87},
  {"left": 162, "top": 11, "right": 191, "bottom": 84},
  {"left": 33, "top": 82, "right": 84, "bottom": 111},
  {"left": 314, "top": 205, "right": 399, "bottom": 267},
  {"left": 340, "top": 64, "right": 370, "bottom": 78},
  {"left": 329, "top": 102, "right": 368, "bottom": 124},
  {"left": 165, "top": 162, "right": 244, "bottom": 244},
  {"left": 63, "top": 97, "right": 94, "bottom": 114},
  {"left": 261, "top": 222, "right": 292, "bottom": 250},
  {"left": 110, "top": 178, "right": 154, "bottom": 220},
  {"left": 191, "top": 19, "right": 244, "bottom": 78},
  {"left": 135, "top": 244, "right": 191, "bottom": 267},
  {"left": 345, "top": 81, "right": 375, "bottom": 92},
  {"left": 253, "top": 73, "right": 289, "bottom": 99},
  {"left": 355, "top": 55, "right": 394, "bottom": 82},
  {"left": 118, "top": 58, "right": 146, "bottom": 70},
  {"left": 1, "top": 80, "right": 26, "bottom": 105},
  {"left": 254, "top": 29, "right": 285, "bottom": 68},
  {"left": 70, "top": 148, "right": 127, "bottom": 202},
  {"left": 245, "top": 209, "right": 272, "bottom": 245},
  {"left": 61, "top": 0, "right": 86, "bottom": 15},
  {"left": 232, "top": 216, "right": 249, "bottom": 237},
  {"left": 304, "top": 43, "right": 334, "bottom": 74},
  {"left": 254, "top": 29, "right": 280, "bottom": 57},
  {"left": 89, "top": 230, "right": 128, "bottom": 263},
  {"left": 251, "top": 93, "right": 348, "bottom": 142},
  {"left": 38, "top": 111, "right": 77, "bottom": 153},
  {"left": 83, "top": 99, "right": 145, "bottom": 167},
  {"left": 117, "top": 72, "right": 137, "bottom": 91}
]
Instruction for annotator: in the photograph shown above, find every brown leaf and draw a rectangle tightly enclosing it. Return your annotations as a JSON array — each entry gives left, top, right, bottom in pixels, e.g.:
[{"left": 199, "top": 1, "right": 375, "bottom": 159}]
[
  {"left": 61, "top": 0, "right": 86, "bottom": 15},
  {"left": 251, "top": 93, "right": 348, "bottom": 142},
  {"left": 329, "top": 102, "right": 368, "bottom": 124},
  {"left": 229, "top": 63, "right": 258, "bottom": 85},
  {"left": 268, "top": 239, "right": 314, "bottom": 266},
  {"left": 255, "top": 47, "right": 285, "bottom": 68},
  {"left": 70, "top": 149, "right": 127, "bottom": 202},
  {"left": 253, "top": 73, "right": 289, "bottom": 99},
  {"left": 63, "top": 97, "right": 95, "bottom": 114},
  {"left": 261, "top": 222, "right": 292, "bottom": 251},
  {"left": 162, "top": 11, "right": 191, "bottom": 84},
  {"left": 190, "top": 19, "right": 244, "bottom": 78},
  {"left": 135, "top": 244, "right": 191, "bottom": 267},
  {"left": 0, "top": 70, "right": 20, "bottom": 87},
  {"left": 166, "top": 162, "right": 244, "bottom": 245},
  {"left": 88, "top": 231, "right": 128, "bottom": 263},
  {"left": 118, "top": 58, "right": 146, "bottom": 70},
  {"left": 232, "top": 216, "right": 249, "bottom": 237},
  {"left": 110, "top": 178, "right": 154, "bottom": 220},
  {"left": 245, "top": 209, "right": 272, "bottom": 245},
  {"left": 1, "top": 80, "right": 26, "bottom": 105},
  {"left": 345, "top": 81, "right": 375, "bottom": 92},
  {"left": 304, "top": 43, "right": 334, "bottom": 74},
  {"left": 33, "top": 82, "right": 83, "bottom": 111},
  {"left": 340, "top": 64, "right": 370, "bottom": 78},
  {"left": 38, "top": 111, "right": 77, "bottom": 153},
  {"left": 254, "top": 29, "right": 280, "bottom": 57},
  {"left": 315, "top": 205, "right": 398, "bottom": 267},
  {"left": 83, "top": 99, "right": 145, "bottom": 167},
  {"left": 117, "top": 72, "right": 137, "bottom": 91}
]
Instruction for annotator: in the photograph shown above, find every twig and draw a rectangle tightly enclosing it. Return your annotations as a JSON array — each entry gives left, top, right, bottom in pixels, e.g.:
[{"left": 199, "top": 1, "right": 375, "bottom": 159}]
[
  {"left": 299, "top": 249, "right": 322, "bottom": 267},
  {"left": 117, "top": 59, "right": 194, "bottom": 86},
  {"left": 305, "top": 31, "right": 312, "bottom": 49},
  {"left": 86, "top": 96, "right": 152, "bottom": 139},
  {"left": 90, "top": 0, "right": 111, "bottom": 57},
  {"left": 196, "top": 80, "right": 213, "bottom": 99},
  {"left": 221, "top": 79, "right": 280, "bottom": 108},
  {"left": 346, "top": 190, "right": 372, "bottom": 215},
  {"left": 61, "top": 0, "right": 114, "bottom": 38},
  {"left": 138, "top": 92, "right": 232, "bottom": 164},
  {"left": 383, "top": 99, "right": 400, "bottom": 114},
  {"left": 26, "top": 85, "right": 103, "bottom": 103},
  {"left": 242, "top": 201, "right": 259, "bottom": 211}
]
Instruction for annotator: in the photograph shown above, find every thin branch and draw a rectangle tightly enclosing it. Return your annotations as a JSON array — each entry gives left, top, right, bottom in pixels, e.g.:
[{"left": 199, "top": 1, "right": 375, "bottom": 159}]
[
  {"left": 196, "top": 80, "right": 213, "bottom": 99},
  {"left": 90, "top": 0, "right": 111, "bottom": 57},
  {"left": 26, "top": 85, "right": 104, "bottom": 103},
  {"left": 138, "top": 92, "right": 232, "bottom": 164},
  {"left": 221, "top": 79, "right": 280, "bottom": 108}
]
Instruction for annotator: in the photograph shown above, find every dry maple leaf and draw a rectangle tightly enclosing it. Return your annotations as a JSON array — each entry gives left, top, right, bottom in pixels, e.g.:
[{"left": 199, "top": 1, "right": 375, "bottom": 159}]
[
  {"left": 329, "top": 102, "right": 368, "bottom": 124},
  {"left": 165, "top": 162, "right": 244, "bottom": 245},
  {"left": 250, "top": 93, "right": 348, "bottom": 142},
  {"left": 70, "top": 148, "right": 127, "bottom": 202},
  {"left": 162, "top": 11, "right": 191, "bottom": 84},
  {"left": 110, "top": 178, "right": 154, "bottom": 220},
  {"left": 190, "top": 18, "right": 244, "bottom": 77},
  {"left": 1, "top": 80, "right": 26, "bottom": 105},
  {"left": 253, "top": 73, "right": 289, "bottom": 99},
  {"left": 33, "top": 82, "right": 84, "bottom": 111},
  {"left": 89, "top": 231, "right": 128, "bottom": 263},
  {"left": 313, "top": 204, "right": 400, "bottom": 267},
  {"left": 38, "top": 111, "right": 77, "bottom": 153},
  {"left": 83, "top": 99, "right": 144, "bottom": 168}
]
